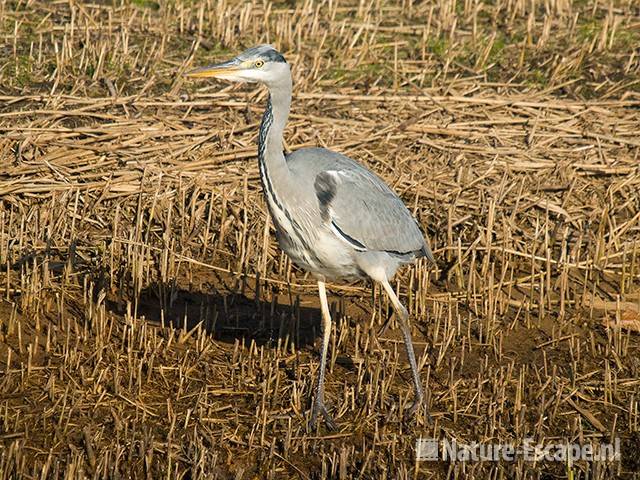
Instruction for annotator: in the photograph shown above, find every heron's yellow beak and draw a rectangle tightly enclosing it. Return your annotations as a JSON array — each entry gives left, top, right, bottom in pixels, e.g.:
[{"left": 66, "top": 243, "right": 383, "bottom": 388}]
[{"left": 185, "top": 59, "right": 241, "bottom": 78}]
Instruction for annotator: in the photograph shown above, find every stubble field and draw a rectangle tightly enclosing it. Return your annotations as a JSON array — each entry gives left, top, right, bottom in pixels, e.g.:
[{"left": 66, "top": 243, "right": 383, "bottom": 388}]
[{"left": 1, "top": 0, "right": 640, "bottom": 478}]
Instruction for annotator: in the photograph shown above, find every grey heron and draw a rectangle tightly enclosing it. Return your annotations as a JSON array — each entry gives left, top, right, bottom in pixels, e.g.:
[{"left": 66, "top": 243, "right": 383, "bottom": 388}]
[{"left": 186, "top": 45, "right": 434, "bottom": 429}]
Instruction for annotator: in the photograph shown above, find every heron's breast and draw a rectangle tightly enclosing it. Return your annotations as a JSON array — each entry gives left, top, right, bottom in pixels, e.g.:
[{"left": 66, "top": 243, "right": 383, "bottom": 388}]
[
  {"left": 267, "top": 201, "right": 361, "bottom": 279},
  {"left": 265, "top": 196, "right": 317, "bottom": 263}
]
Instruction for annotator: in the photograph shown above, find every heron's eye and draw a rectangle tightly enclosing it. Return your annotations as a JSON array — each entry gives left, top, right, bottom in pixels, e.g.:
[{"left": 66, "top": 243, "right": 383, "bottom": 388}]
[{"left": 254, "top": 60, "right": 265, "bottom": 68}]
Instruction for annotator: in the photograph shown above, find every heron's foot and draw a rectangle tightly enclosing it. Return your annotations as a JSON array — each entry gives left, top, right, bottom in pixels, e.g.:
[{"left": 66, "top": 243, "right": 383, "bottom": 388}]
[
  {"left": 310, "top": 401, "right": 337, "bottom": 431},
  {"left": 404, "top": 396, "right": 432, "bottom": 424},
  {"left": 406, "top": 398, "right": 421, "bottom": 417}
]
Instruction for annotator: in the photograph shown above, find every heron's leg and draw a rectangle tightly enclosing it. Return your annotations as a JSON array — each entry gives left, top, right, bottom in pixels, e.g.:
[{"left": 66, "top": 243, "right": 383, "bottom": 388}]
[
  {"left": 380, "top": 279, "right": 425, "bottom": 417},
  {"left": 310, "top": 280, "right": 337, "bottom": 430}
]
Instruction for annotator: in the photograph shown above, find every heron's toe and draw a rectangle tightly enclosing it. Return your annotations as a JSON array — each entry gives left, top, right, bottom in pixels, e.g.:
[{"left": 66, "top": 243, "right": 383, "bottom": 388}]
[
  {"left": 321, "top": 405, "right": 337, "bottom": 431},
  {"left": 403, "top": 396, "right": 430, "bottom": 423},
  {"left": 309, "top": 402, "right": 337, "bottom": 431}
]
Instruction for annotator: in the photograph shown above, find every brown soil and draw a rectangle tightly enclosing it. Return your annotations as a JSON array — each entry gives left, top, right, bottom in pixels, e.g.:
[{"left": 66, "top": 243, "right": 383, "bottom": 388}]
[{"left": 1, "top": 1, "right": 640, "bottom": 478}]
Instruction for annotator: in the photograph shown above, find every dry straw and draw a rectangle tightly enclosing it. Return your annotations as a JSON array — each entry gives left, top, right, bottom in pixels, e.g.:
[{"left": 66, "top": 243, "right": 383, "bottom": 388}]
[{"left": 1, "top": 0, "right": 639, "bottom": 478}]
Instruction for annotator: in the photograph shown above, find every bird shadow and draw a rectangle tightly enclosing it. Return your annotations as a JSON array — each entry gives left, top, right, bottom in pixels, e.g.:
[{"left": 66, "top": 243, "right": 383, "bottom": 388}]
[
  {"left": 104, "top": 277, "right": 324, "bottom": 350},
  {"left": 8, "top": 243, "right": 355, "bottom": 363}
]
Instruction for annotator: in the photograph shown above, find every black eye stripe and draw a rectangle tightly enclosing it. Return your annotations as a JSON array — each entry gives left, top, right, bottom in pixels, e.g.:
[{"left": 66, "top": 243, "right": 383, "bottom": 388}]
[{"left": 238, "top": 45, "right": 287, "bottom": 64}]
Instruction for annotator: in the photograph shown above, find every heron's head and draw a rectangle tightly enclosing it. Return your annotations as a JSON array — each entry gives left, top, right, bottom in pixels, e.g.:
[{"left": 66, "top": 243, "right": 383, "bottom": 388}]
[{"left": 185, "top": 45, "right": 289, "bottom": 88}]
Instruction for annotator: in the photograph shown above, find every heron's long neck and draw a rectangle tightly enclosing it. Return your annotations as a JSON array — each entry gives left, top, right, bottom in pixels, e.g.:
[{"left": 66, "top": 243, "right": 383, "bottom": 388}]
[{"left": 258, "top": 82, "right": 292, "bottom": 192}]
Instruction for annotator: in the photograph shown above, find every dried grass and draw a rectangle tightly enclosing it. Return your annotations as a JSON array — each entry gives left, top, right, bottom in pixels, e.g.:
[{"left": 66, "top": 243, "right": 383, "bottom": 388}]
[{"left": 1, "top": 0, "right": 639, "bottom": 478}]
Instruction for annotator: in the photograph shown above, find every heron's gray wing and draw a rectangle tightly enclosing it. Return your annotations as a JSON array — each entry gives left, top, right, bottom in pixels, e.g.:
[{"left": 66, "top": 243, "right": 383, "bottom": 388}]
[{"left": 314, "top": 166, "right": 429, "bottom": 258}]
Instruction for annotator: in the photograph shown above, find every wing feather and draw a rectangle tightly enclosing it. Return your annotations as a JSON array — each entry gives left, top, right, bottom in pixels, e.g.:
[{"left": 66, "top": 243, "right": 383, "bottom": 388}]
[{"left": 305, "top": 152, "right": 428, "bottom": 257}]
